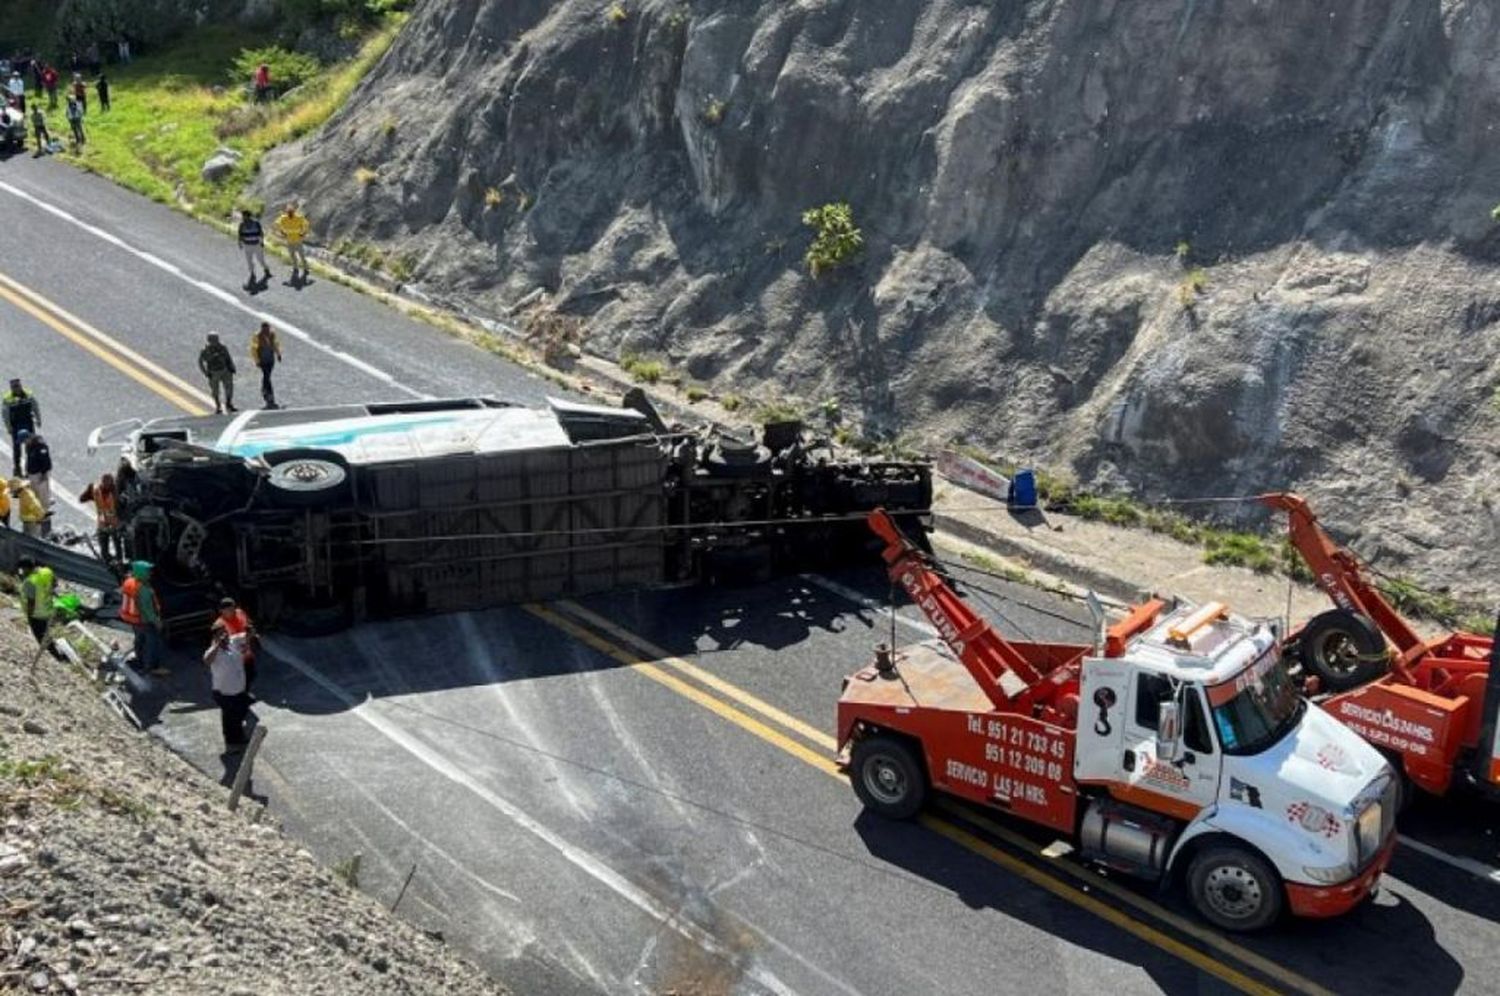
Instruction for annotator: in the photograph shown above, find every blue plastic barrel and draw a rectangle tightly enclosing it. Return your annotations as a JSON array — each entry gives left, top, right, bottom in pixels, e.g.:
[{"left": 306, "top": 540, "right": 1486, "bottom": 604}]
[{"left": 1008, "top": 469, "right": 1037, "bottom": 509}]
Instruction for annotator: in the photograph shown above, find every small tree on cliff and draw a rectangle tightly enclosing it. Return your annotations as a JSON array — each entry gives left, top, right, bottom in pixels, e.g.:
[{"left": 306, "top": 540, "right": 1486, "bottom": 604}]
[{"left": 803, "top": 202, "right": 864, "bottom": 278}]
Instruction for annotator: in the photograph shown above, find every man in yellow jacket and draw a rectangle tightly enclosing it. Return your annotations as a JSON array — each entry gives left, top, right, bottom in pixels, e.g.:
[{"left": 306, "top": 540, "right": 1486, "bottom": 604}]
[
  {"left": 13, "top": 480, "right": 45, "bottom": 538},
  {"left": 272, "top": 203, "right": 310, "bottom": 284}
]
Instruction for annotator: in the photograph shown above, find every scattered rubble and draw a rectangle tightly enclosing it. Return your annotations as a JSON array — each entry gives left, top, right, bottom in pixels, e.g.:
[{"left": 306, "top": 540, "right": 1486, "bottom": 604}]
[{"left": 0, "top": 606, "right": 507, "bottom": 996}]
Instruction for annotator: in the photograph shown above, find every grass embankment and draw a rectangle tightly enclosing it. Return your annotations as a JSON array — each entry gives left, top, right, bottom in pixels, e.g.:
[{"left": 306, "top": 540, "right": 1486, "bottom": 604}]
[
  {"left": 956, "top": 450, "right": 1496, "bottom": 634},
  {"left": 29, "top": 17, "right": 403, "bottom": 222}
]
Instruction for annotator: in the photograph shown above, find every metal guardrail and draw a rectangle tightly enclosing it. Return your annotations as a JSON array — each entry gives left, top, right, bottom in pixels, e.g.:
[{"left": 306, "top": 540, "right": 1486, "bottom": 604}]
[{"left": 0, "top": 528, "right": 121, "bottom": 606}]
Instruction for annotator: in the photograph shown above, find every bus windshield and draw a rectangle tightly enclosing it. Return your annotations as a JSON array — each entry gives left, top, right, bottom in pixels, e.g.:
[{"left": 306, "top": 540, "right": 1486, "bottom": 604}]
[{"left": 1207, "top": 647, "right": 1304, "bottom": 755}]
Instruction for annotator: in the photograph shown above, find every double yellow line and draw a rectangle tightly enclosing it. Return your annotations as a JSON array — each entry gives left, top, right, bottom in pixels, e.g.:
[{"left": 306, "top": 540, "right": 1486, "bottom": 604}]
[
  {"left": 0, "top": 270, "right": 215, "bottom": 415},
  {"left": 529, "top": 599, "right": 1332, "bottom": 996}
]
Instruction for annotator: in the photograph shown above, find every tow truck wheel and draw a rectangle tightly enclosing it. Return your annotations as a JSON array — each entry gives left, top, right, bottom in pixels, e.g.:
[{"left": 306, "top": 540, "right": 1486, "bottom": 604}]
[
  {"left": 850, "top": 735, "right": 927, "bottom": 820},
  {"left": 1186, "top": 846, "right": 1283, "bottom": 932},
  {"left": 1298, "top": 609, "right": 1388, "bottom": 692}
]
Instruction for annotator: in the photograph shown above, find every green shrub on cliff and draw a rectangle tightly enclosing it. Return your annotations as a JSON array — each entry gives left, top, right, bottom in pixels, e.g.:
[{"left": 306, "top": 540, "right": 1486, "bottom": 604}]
[{"left": 802, "top": 202, "right": 864, "bottom": 278}]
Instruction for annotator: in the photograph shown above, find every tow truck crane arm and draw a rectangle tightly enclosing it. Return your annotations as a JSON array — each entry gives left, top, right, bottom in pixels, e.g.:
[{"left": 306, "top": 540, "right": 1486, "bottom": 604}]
[
  {"left": 1260, "top": 495, "right": 1494, "bottom": 672},
  {"left": 865, "top": 509, "right": 1163, "bottom": 719},
  {"left": 868, "top": 509, "right": 1042, "bottom": 709},
  {"left": 1257, "top": 492, "right": 1423, "bottom": 656}
]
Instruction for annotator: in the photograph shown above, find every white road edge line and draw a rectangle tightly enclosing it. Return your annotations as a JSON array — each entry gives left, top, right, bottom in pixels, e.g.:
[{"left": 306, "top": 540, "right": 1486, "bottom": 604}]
[
  {"left": 806, "top": 574, "right": 1500, "bottom": 888},
  {"left": 1397, "top": 834, "right": 1500, "bottom": 886},
  {"left": 264, "top": 638, "right": 800, "bottom": 996},
  {"left": 0, "top": 181, "right": 430, "bottom": 401}
]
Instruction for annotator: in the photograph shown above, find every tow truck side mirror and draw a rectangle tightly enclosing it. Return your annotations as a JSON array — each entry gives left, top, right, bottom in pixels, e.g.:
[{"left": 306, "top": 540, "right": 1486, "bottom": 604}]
[{"left": 1155, "top": 700, "right": 1184, "bottom": 764}]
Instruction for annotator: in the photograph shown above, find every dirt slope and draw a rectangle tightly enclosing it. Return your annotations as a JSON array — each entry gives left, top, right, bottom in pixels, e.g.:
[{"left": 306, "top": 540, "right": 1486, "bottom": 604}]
[
  {"left": 0, "top": 604, "right": 508, "bottom": 996},
  {"left": 256, "top": 0, "right": 1500, "bottom": 599}
]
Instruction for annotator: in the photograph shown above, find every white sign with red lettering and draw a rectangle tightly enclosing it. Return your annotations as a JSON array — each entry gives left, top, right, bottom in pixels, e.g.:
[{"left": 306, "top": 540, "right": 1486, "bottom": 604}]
[{"left": 937, "top": 451, "right": 1010, "bottom": 504}]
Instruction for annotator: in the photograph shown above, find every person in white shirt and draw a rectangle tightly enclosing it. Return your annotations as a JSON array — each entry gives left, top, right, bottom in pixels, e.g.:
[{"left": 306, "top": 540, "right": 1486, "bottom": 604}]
[{"left": 202, "top": 621, "right": 250, "bottom": 752}]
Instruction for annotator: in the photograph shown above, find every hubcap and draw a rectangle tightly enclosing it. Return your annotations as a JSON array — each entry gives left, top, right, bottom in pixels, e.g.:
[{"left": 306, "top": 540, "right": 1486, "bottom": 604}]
[
  {"left": 1316, "top": 630, "right": 1361, "bottom": 676},
  {"left": 1203, "top": 864, "right": 1264, "bottom": 922},
  {"left": 863, "top": 755, "right": 907, "bottom": 805}
]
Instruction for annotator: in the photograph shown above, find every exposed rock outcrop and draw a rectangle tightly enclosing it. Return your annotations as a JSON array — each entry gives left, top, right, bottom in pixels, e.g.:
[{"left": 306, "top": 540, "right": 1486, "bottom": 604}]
[{"left": 257, "top": 0, "right": 1500, "bottom": 598}]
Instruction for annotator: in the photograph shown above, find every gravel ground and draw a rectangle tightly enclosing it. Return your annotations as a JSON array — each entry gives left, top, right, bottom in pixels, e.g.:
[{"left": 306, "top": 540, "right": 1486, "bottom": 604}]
[{"left": 0, "top": 597, "right": 509, "bottom": 996}]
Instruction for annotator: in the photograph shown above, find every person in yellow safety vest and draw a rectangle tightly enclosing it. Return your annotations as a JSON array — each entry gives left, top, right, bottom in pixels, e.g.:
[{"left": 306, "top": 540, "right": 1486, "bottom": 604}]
[
  {"left": 79, "top": 473, "right": 123, "bottom": 564},
  {"left": 17, "top": 556, "right": 55, "bottom": 646},
  {"left": 272, "top": 203, "right": 311, "bottom": 284},
  {"left": 13, "top": 480, "right": 45, "bottom": 538}
]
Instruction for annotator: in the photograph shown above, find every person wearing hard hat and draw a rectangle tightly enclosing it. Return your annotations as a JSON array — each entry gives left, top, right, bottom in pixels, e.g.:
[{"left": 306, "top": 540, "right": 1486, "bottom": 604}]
[
  {"left": 120, "top": 560, "right": 166, "bottom": 675},
  {"left": 17, "top": 556, "right": 55, "bottom": 647}
]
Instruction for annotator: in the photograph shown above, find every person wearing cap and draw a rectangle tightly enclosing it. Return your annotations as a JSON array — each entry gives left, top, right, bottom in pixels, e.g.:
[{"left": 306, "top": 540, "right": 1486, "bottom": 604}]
[
  {"left": 2, "top": 378, "right": 40, "bottom": 477},
  {"left": 203, "top": 620, "right": 250, "bottom": 753},
  {"left": 198, "top": 332, "right": 238, "bottom": 414},
  {"left": 216, "top": 596, "right": 260, "bottom": 690},
  {"left": 17, "top": 556, "right": 55, "bottom": 647},
  {"left": 120, "top": 560, "right": 165, "bottom": 675}
]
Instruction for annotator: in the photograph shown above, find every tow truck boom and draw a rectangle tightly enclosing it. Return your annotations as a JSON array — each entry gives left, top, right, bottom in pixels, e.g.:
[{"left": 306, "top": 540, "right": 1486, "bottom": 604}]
[{"left": 1261, "top": 491, "right": 1498, "bottom": 798}]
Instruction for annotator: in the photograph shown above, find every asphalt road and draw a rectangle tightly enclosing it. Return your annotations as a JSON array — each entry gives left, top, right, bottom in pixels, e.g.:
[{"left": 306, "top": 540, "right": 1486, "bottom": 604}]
[{"left": 3, "top": 153, "right": 1498, "bottom": 996}]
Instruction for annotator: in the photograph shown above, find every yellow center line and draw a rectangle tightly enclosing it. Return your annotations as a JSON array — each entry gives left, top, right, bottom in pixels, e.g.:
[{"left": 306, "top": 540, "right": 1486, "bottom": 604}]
[
  {"left": 933, "top": 799, "right": 1335, "bottom": 996},
  {"left": 528, "top": 603, "right": 1296, "bottom": 996},
  {"left": 0, "top": 271, "right": 214, "bottom": 414},
  {"left": 555, "top": 600, "right": 840, "bottom": 752},
  {"left": 527, "top": 604, "right": 841, "bottom": 776}
]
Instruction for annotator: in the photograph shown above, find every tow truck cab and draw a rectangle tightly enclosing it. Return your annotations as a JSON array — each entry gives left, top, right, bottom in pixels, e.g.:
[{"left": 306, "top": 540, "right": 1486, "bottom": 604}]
[{"left": 1074, "top": 602, "right": 1398, "bottom": 922}]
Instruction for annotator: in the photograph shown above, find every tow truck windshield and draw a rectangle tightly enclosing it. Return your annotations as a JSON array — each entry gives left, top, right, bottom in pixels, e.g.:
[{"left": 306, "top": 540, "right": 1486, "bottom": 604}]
[{"left": 1208, "top": 646, "right": 1304, "bottom": 755}]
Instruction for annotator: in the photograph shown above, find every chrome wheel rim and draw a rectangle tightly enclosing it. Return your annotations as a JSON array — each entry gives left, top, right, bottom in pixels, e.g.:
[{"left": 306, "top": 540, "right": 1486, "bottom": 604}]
[{"left": 1203, "top": 864, "right": 1264, "bottom": 922}]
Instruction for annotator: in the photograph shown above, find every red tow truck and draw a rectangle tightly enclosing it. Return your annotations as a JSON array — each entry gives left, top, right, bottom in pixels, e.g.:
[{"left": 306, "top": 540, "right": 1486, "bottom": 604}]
[
  {"left": 837, "top": 510, "right": 1399, "bottom": 931},
  {"left": 1262, "top": 492, "right": 1500, "bottom": 800}
]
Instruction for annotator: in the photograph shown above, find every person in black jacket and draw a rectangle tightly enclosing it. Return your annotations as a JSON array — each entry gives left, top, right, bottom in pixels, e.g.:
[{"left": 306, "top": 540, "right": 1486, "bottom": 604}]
[
  {"left": 2, "top": 378, "right": 40, "bottom": 477},
  {"left": 17, "top": 429, "right": 52, "bottom": 536},
  {"left": 237, "top": 209, "right": 272, "bottom": 289}
]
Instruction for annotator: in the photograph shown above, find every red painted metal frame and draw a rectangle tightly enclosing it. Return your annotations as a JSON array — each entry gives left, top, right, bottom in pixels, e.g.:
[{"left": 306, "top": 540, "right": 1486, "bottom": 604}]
[{"left": 1261, "top": 492, "right": 1496, "bottom": 794}]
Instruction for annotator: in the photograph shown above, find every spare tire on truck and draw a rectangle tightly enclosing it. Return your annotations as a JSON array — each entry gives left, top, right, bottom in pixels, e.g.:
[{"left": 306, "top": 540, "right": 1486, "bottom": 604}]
[
  {"left": 1297, "top": 609, "right": 1389, "bottom": 692},
  {"left": 261, "top": 448, "right": 350, "bottom": 507}
]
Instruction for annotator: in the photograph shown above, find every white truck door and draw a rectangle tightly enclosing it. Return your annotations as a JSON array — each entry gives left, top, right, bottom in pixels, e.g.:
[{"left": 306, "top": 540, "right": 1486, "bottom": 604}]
[
  {"left": 1075, "top": 657, "right": 1131, "bottom": 784},
  {"left": 1120, "top": 674, "right": 1222, "bottom": 817}
]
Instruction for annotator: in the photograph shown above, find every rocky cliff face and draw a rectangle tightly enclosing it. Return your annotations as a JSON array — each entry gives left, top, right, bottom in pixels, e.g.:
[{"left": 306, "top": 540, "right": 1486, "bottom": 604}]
[{"left": 257, "top": 0, "right": 1500, "bottom": 598}]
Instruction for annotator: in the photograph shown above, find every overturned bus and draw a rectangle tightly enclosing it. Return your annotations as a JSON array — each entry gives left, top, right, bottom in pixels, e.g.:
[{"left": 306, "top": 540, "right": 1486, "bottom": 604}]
[{"left": 87, "top": 394, "right": 931, "bottom": 634}]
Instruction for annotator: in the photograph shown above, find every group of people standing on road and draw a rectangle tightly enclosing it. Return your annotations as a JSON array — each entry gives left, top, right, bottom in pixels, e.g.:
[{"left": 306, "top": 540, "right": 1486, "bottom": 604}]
[
  {"left": 18, "top": 548, "right": 261, "bottom": 755},
  {"left": 199, "top": 322, "right": 284, "bottom": 412},
  {"left": 237, "top": 203, "right": 312, "bottom": 291}
]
